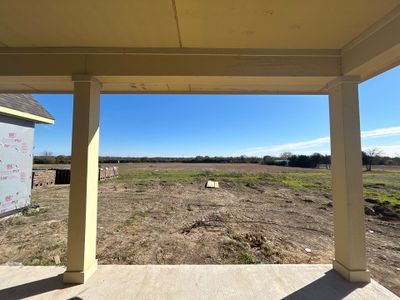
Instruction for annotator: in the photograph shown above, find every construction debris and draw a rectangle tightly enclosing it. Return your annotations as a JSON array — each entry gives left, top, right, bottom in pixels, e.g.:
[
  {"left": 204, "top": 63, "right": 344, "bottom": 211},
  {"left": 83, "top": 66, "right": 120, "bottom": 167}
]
[
  {"left": 32, "top": 169, "right": 56, "bottom": 188},
  {"left": 32, "top": 166, "right": 119, "bottom": 187},
  {"left": 54, "top": 255, "right": 61, "bottom": 265},
  {"left": 205, "top": 180, "right": 219, "bottom": 188},
  {"left": 99, "top": 166, "right": 119, "bottom": 180}
]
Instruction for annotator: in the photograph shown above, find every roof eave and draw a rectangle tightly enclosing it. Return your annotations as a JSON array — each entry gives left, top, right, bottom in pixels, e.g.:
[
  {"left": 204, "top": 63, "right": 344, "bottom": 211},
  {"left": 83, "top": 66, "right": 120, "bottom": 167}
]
[{"left": 0, "top": 106, "right": 55, "bottom": 124}]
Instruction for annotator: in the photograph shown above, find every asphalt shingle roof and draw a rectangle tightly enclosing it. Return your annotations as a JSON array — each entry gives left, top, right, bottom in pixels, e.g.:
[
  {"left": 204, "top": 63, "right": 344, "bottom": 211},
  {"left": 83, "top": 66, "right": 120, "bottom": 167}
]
[{"left": 0, "top": 94, "right": 54, "bottom": 120}]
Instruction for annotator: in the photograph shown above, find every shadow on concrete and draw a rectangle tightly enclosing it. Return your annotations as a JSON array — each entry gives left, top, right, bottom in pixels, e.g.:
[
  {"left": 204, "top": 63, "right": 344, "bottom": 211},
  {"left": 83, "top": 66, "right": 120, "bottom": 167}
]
[
  {"left": 0, "top": 268, "right": 371, "bottom": 300},
  {"left": 0, "top": 274, "right": 74, "bottom": 300},
  {"left": 282, "top": 270, "right": 368, "bottom": 300}
]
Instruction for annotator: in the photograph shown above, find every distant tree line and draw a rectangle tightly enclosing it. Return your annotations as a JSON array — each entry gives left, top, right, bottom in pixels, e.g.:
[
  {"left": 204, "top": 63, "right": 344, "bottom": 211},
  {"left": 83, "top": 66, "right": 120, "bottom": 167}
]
[
  {"left": 34, "top": 155, "right": 262, "bottom": 165},
  {"left": 99, "top": 155, "right": 262, "bottom": 164},
  {"left": 262, "top": 153, "right": 331, "bottom": 169},
  {"left": 288, "top": 153, "right": 331, "bottom": 169},
  {"left": 262, "top": 148, "right": 400, "bottom": 170},
  {"left": 33, "top": 149, "right": 400, "bottom": 170},
  {"left": 34, "top": 154, "right": 70, "bottom": 164}
]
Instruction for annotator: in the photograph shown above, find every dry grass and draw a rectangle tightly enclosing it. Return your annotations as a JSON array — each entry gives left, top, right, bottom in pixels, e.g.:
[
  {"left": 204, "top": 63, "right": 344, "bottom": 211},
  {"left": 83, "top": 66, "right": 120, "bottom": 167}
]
[{"left": 1, "top": 163, "right": 399, "bottom": 295}]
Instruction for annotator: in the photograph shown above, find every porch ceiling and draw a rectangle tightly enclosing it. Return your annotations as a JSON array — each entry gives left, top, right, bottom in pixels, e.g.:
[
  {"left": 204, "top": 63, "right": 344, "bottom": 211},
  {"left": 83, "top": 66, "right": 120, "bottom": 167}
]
[
  {"left": 0, "top": 1, "right": 399, "bottom": 94},
  {"left": 0, "top": 0, "right": 398, "bottom": 49}
]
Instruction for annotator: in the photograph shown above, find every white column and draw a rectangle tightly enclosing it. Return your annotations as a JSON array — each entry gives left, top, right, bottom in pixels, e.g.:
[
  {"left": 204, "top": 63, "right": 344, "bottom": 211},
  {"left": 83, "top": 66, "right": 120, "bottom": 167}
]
[
  {"left": 64, "top": 75, "right": 101, "bottom": 284},
  {"left": 327, "top": 76, "right": 370, "bottom": 282}
]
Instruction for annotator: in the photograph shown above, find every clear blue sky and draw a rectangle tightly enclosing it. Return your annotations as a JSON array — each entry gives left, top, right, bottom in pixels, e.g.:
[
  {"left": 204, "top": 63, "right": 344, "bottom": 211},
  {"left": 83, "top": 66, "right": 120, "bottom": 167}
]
[{"left": 33, "top": 66, "right": 400, "bottom": 157}]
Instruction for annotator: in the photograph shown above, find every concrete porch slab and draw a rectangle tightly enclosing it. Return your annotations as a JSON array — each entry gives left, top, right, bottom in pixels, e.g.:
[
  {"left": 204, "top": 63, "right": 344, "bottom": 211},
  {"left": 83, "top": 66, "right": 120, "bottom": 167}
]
[{"left": 0, "top": 264, "right": 397, "bottom": 300}]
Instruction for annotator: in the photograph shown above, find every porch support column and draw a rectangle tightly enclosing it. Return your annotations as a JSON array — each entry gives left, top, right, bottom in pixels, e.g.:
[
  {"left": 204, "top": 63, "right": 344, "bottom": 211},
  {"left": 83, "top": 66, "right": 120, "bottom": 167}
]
[
  {"left": 327, "top": 76, "right": 370, "bottom": 283},
  {"left": 64, "top": 75, "right": 101, "bottom": 284}
]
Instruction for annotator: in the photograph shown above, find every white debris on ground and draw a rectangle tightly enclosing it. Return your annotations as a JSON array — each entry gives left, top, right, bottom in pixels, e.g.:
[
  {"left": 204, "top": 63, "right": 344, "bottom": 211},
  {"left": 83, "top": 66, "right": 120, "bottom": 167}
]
[
  {"left": 206, "top": 180, "right": 219, "bottom": 188},
  {"left": 3, "top": 261, "right": 23, "bottom": 266},
  {"left": 305, "top": 248, "right": 312, "bottom": 253},
  {"left": 54, "top": 255, "right": 61, "bottom": 265}
]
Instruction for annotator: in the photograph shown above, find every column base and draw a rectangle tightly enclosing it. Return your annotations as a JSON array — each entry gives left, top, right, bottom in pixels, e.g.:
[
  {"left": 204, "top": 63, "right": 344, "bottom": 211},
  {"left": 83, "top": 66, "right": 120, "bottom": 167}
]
[
  {"left": 333, "top": 260, "right": 370, "bottom": 283},
  {"left": 63, "top": 259, "right": 98, "bottom": 284}
]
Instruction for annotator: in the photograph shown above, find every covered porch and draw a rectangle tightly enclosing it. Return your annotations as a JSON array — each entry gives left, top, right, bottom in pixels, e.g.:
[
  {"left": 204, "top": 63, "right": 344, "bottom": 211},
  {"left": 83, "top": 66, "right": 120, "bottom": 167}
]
[
  {"left": 0, "top": 0, "right": 400, "bottom": 298},
  {"left": 0, "top": 265, "right": 398, "bottom": 300}
]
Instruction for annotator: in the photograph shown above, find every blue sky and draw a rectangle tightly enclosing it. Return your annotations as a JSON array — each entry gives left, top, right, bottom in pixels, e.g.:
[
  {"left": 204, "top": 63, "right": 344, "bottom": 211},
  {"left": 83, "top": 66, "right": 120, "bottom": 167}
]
[{"left": 34, "top": 66, "right": 400, "bottom": 157}]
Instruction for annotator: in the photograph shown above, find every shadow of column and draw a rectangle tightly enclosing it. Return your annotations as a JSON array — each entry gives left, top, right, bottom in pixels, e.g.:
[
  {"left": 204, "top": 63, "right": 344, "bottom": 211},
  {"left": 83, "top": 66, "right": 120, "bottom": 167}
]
[
  {"left": 0, "top": 274, "right": 77, "bottom": 300},
  {"left": 282, "top": 270, "right": 368, "bottom": 300}
]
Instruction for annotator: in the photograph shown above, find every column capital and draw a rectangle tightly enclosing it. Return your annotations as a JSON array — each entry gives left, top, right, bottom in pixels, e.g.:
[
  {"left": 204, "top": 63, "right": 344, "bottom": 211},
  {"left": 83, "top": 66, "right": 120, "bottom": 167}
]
[
  {"left": 326, "top": 76, "right": 361, "bottom": 91},
  {"left": 71, "top": 74, "right": 102, "bottom": 87}
]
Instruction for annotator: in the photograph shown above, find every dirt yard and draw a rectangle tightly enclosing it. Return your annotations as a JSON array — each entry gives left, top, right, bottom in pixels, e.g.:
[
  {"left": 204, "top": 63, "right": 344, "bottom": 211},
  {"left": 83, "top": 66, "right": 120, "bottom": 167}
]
[{"left": 0, "top": 163, "right": 399, "bottom": 295}]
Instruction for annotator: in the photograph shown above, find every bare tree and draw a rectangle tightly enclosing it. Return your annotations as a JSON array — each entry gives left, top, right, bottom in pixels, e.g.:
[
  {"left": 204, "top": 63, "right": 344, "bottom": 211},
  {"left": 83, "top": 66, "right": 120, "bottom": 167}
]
[
  {"left": 280, "top": 152, "right": 293, "bottom": 160},
  {"left": 363, "top": 147, "right": 383, "bottom": 171},
  {"left": 41, "top": 150, "right": 53, "bottom": 157}
]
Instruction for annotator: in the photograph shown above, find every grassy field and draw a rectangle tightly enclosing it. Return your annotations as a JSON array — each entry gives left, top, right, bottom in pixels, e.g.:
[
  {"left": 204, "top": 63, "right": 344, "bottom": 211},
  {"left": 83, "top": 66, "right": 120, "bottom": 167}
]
[
  {"left": 1, "top": 163, "right": 399, "bottom": 295},
  {"left": 116, "top": 164, "right": 400, "bottom": 208}
]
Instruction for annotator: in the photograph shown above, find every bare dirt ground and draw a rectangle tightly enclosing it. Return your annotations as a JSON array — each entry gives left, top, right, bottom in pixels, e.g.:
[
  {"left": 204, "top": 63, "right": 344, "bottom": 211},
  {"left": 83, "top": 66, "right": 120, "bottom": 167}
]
[{"left": 0, "top": 163, "right": 399, "bottom": 295}]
